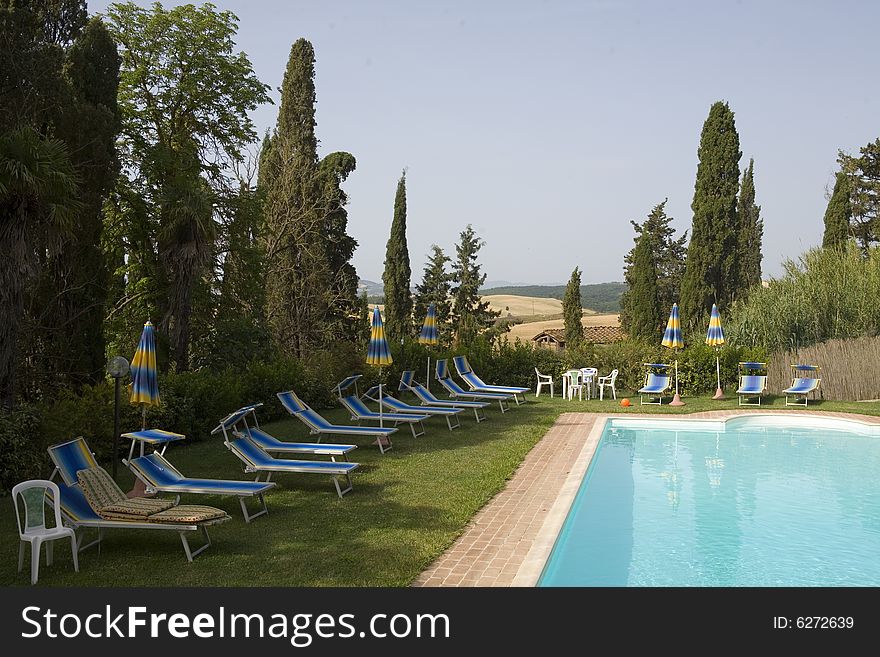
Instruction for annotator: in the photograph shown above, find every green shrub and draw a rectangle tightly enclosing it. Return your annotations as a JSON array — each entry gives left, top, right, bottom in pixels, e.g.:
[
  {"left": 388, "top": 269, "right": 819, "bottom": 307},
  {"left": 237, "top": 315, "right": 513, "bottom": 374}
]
[
  {"left": 728, "top": 244, "right": 880, "bottom": 352},
  {"left": 0, "top": 406, "right": 44, "bottom": 493}
]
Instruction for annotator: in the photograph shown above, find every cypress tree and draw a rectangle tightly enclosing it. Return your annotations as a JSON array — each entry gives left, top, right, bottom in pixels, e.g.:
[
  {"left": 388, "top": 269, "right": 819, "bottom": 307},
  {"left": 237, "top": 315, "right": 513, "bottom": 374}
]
[
  {"left": 382, "top": 171, "right": 413, "bottom": 343},
  {"left": 414, "top": 245, "right": 452, "bottom": 335},
  {"left": 562, "top": 267, "right": 584, "bottom": 350},
  {"left": 318, "top": 151, "right": 360, "bottom": 344},
  {"left": 620, "top": 199, "right": 686, "bottom": 334},
  {"left": 626, "top": 232, "right": 662, "bottom": 342},
  {"left": 822, "top": 171, "right": 853, "bottom": 248},
  {"left": 680, "top": 101, "right": 742, "bottom": 327},
  {"left": 42, "top": 16, "right": 120, "bottom": 387},
  {"left": 262, "top": 38, "right": 328, "bottom": 358},
  {"left": 736, "top": 158, "right": 763, "bottom": 292},
  {"left": 451, "top": 225, "right": 499, "bottom": 346}
]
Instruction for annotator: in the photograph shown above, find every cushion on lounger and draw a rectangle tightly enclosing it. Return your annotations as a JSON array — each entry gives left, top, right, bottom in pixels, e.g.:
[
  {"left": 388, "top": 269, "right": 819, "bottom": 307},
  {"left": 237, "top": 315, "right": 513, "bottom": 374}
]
[
  {"left": 77, "top": 466, "right": 127, "bottom": 508},
  {"left": 99, "top": 498, "right": 175, "bottom": 517},
  {"left": 77, "top": 467, "right": 174, "bottom": 518},
  {"left": 149, "top": 505, "right": 228, "bottom": 523}
]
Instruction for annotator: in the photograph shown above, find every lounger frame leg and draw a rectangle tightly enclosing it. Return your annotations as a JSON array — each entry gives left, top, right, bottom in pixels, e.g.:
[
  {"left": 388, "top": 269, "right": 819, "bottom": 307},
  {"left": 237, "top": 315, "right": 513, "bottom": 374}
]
[
  {"left": 473, "top": 407, "right": 486, "bottom": 423},
  {"left": 497, "top": 399, "right": 508, "bottom": 413},
  {"left": 445, "top": 414, "right": 461, "bottom": 431},
  {"left": 75, "top": 527, "right": 104, "bottom": 554},
  {"left": 408, "top": 421, "right": 426, "bottom": 438},
  {"left": 239, "top": 493, "right": 269, "bottom": 523},
  {"left": 180, "top": 526, "right": 211, "bottom": 562},
  {"left": 332, "top": 473, "right": 354, "bottom": 498}
]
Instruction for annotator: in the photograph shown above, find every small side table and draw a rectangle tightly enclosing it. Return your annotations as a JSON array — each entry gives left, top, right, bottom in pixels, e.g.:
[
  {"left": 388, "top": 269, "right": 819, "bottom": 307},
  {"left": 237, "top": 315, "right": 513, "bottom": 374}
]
[{"left": 121, "top": 428, "right": 185, "bottom": 462}]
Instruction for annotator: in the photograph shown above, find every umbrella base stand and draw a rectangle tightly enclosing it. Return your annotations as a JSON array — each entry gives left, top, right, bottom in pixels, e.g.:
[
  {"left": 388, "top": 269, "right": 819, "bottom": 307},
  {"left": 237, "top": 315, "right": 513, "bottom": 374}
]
[
  {"left": 669, "top": 393, "right": 685, "bottom": 406},
  {"left": 713, "top": 387, "right": 725, "bottom": 400}
]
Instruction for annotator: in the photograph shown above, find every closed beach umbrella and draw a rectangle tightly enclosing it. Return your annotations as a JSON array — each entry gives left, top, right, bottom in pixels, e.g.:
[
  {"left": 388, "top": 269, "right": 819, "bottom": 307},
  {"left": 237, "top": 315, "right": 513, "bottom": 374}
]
[
  {"left": 661, "top": 304, "right": 685, "bottom": 406},
  {"left": 130, "top": 320, "right": 160, "bottom": 429},
  {"left": 367, "top": 307, "right": 393, "bottom": 428},
  {"left": 417, "top": 304, "right": 439, "bottom": 391},
  {"left": 705, "top": 304, "right": 726, "bottom": 400}
]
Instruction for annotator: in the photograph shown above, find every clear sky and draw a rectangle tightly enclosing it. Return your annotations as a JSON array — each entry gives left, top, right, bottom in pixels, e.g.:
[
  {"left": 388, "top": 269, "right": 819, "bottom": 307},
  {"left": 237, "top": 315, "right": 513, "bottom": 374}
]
[{"left": 88, "top": 0, "right": 880, "bottom": 285}]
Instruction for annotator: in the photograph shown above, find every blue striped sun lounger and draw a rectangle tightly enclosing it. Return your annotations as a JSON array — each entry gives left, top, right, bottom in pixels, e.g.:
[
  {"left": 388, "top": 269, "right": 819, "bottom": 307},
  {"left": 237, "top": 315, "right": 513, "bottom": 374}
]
[
  {"left": 47, "top": 441, "right": 228, "bottom": 562},
  {"left": 452, "top": 356, "right": 528, "bottom": 403},
  {"left": 435, "top": 359, "right": 512, "bottom": 413},
  {"left": 736, "top": 375, "right": 768, "bottom": 406},
  {"left": 127, "top": 452, "right": 276, "bottom": 523},
  {"left": 399, "top": 370, "right": 489, "bottom": 423},
  {"left": 226, "top": 436, "right": 359, "bottom": 498},
  {"left": 212, "top": 404, "right": 358, "bottom": 459},
  {"left": 277, "top": 390, "right": 398, "bottom": 454},
  {"left": 638, "top": 372, "right": 672, "bottom": 405},
  {"left": 783, "top": 367, "right": 821, "bottom": 406},
  {"left": 363, "top": 386, "right": 462, "bottom": 431},
  {"left": 340, "top": 395, "right": 428, "bottom": 437},
  {"left": 238, "top": 427, "right": 357, "bottom": 461}
]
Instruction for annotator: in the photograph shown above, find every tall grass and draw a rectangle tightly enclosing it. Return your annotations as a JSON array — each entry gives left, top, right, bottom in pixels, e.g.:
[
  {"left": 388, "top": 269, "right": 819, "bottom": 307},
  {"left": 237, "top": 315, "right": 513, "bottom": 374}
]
[
  {"left": 768, "top": 336, "right": 880, "bottom": 401},
  {"left": 728, "top": 244, "right": 880, "bottom": 352}
]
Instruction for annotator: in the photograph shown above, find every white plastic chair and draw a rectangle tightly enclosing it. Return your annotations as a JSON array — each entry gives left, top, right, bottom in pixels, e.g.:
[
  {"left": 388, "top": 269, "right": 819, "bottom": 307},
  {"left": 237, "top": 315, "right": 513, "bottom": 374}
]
[
  {"left": 564, "top": 370, "right": 583, "bottom": 400},
  {"left": 535, "top": 368, "right": 554, "bottom": 398},
  {"left": 12, "top": 480, "right": 78, "bottom": 585},
  {"left": 580, "top": 368, "right": 598, "bottom": 400},
  {"left": 598, "top": 369, "right": 619, "bottom": 400}
]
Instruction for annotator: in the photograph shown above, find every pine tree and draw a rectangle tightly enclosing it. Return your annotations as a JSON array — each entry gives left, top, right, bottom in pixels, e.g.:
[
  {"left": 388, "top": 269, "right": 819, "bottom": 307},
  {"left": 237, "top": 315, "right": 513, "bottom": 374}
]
[
  {"left": 562, "top": 267, "right": 584, "bottom": 350},
  {"left": 680, "top": 101, "right": 742, "bottom": 328},
  {"left": 451, "top": 225, "right": 499, "bottom": 346},
  {"left": 262, "top": 38, "right": 328, "bottom": 358},
  {"left": 625, "top": 232, "right": 662, "bottom": 341},
  {"left": 620, "top": 200, "right": 686, "bottom": 335},
  {"left": 839, "top": 139, "right": 880, "bottom": 249},
  {"left": 736, "top": 158, "right": 763, "bottom": 292},
  {"left": 414, "top": 245, "right": 452, "bottom": 335},
  {"left": 822, "top": 171, "right": 853, "bottom": 248},
  {"left": 382, "top": 171, "right": 413, "bottom": 343}
]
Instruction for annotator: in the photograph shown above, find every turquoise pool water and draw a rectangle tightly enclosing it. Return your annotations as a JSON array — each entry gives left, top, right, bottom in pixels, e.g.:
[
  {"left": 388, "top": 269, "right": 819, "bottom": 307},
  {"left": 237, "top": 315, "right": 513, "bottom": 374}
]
[{"left": 538, "top": 417, "right": 880, "bottom": 586}]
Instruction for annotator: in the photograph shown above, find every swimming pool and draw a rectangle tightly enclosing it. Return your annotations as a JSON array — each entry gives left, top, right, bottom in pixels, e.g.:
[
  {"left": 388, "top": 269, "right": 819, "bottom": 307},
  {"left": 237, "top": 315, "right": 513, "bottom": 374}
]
[{"left": 538, "top": 416, "right": 880, "bottom": 586}]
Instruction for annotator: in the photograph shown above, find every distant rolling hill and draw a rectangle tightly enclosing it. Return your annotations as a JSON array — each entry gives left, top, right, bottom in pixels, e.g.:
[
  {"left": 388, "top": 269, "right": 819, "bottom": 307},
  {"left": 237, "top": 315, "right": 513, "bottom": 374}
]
[{"left": 480, "top": 282, "right": 625, "bottom": 313}]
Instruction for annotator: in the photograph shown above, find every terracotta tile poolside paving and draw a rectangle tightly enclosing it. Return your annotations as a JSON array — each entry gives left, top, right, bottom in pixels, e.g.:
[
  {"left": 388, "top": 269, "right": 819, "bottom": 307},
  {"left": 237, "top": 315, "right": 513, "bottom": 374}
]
[{"left": 413, "top": 408, "right": 880, "bottom": 587}]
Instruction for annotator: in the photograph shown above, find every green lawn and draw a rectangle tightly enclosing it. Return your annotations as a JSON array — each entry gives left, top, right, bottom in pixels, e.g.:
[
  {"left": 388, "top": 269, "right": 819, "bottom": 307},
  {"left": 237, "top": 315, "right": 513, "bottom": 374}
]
[{"left": 2, "top": 391, "right": 877, "bottom": 587}]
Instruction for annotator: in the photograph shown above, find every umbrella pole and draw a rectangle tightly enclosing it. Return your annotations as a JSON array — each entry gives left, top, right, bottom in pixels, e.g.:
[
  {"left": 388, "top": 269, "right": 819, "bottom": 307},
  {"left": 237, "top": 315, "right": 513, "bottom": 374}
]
[
  {"left": 713, "top": 351, "right": 724, "bottom": 400},
  {"left": 426, "top": 355, "right": 431, "bottom": 392},
  {"left": 141, "top": 405, "right": 146, "bottom": 431},
  {"left": 670, "top": 353, "right": 685, "bottom": 406}
]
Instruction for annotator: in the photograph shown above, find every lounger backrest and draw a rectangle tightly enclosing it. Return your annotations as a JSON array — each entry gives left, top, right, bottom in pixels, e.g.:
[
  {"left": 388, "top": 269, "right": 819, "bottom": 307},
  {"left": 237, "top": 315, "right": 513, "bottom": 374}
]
[
  {"left": 277, "top": 390, "right": 308, "bottom": 414},
  {"left": 298, "top": 409, "right": 334, "bottom": 431},
  {"left": 49, "top": 482, "right": 102, "bottom": 522},
  {"left": 644, "top": 373, "right": 670, "bottom": 390},
  {"left": 342, "top": 396, "right": 373, "bottom": 416},
  {"left": 739, "top": 375, "right": 766, "bottom": 392},
  {"left": 229, "top": 436, "right": 273, "bottom": 468},
  {"left": 48, "top": 437, "right": 99, "bottom": 486},
  {"left": 439, "top": 373, "right": 467, "bottom": 394},
  {"left": 411, "top": 382, "right": 436, "bottom": 403},
  {"left": 334, "top": 375, "right": 363, "bottom": 396},
  {"left": 436, "top": 359, "right": 450, "bottom": 381},
  {"left": 129, "top": 453, "right": 185, "bottom": 487},
  {"left": 790, "top": 377, "right": 820, "bottom": 392},
  {"left": 453, "top": 356, "right": 472, "bottom": 375},
  {"left": 213, "top": 407, "right": 252, "bottom": 434},
  {"left": 399, "top": 370, "right": 414, "bottom": 391}
]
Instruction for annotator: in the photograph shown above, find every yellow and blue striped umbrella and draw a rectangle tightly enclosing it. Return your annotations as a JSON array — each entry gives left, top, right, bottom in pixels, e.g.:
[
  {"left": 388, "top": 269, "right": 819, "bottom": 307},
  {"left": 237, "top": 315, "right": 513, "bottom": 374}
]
[
  {"left": 662, "top": 303, "right": 684, "bottom": 403},
  {"left": 661, "top": 303, "right": 683, "bottom": 349},
  {"left": 418, "top": 304, "right": 439, "bottom": 346},
  {"left": 130, "top": 320, "right": 160, "bottom": 407},
  {"left": 367, "top": 307, "right": 392, "bottom": 366},
  {"left": 705, "top": 304, "right": 725, "bottom": 347},
  {"left": 706, "top": 304, "right": 726, "bottom": 398}
]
